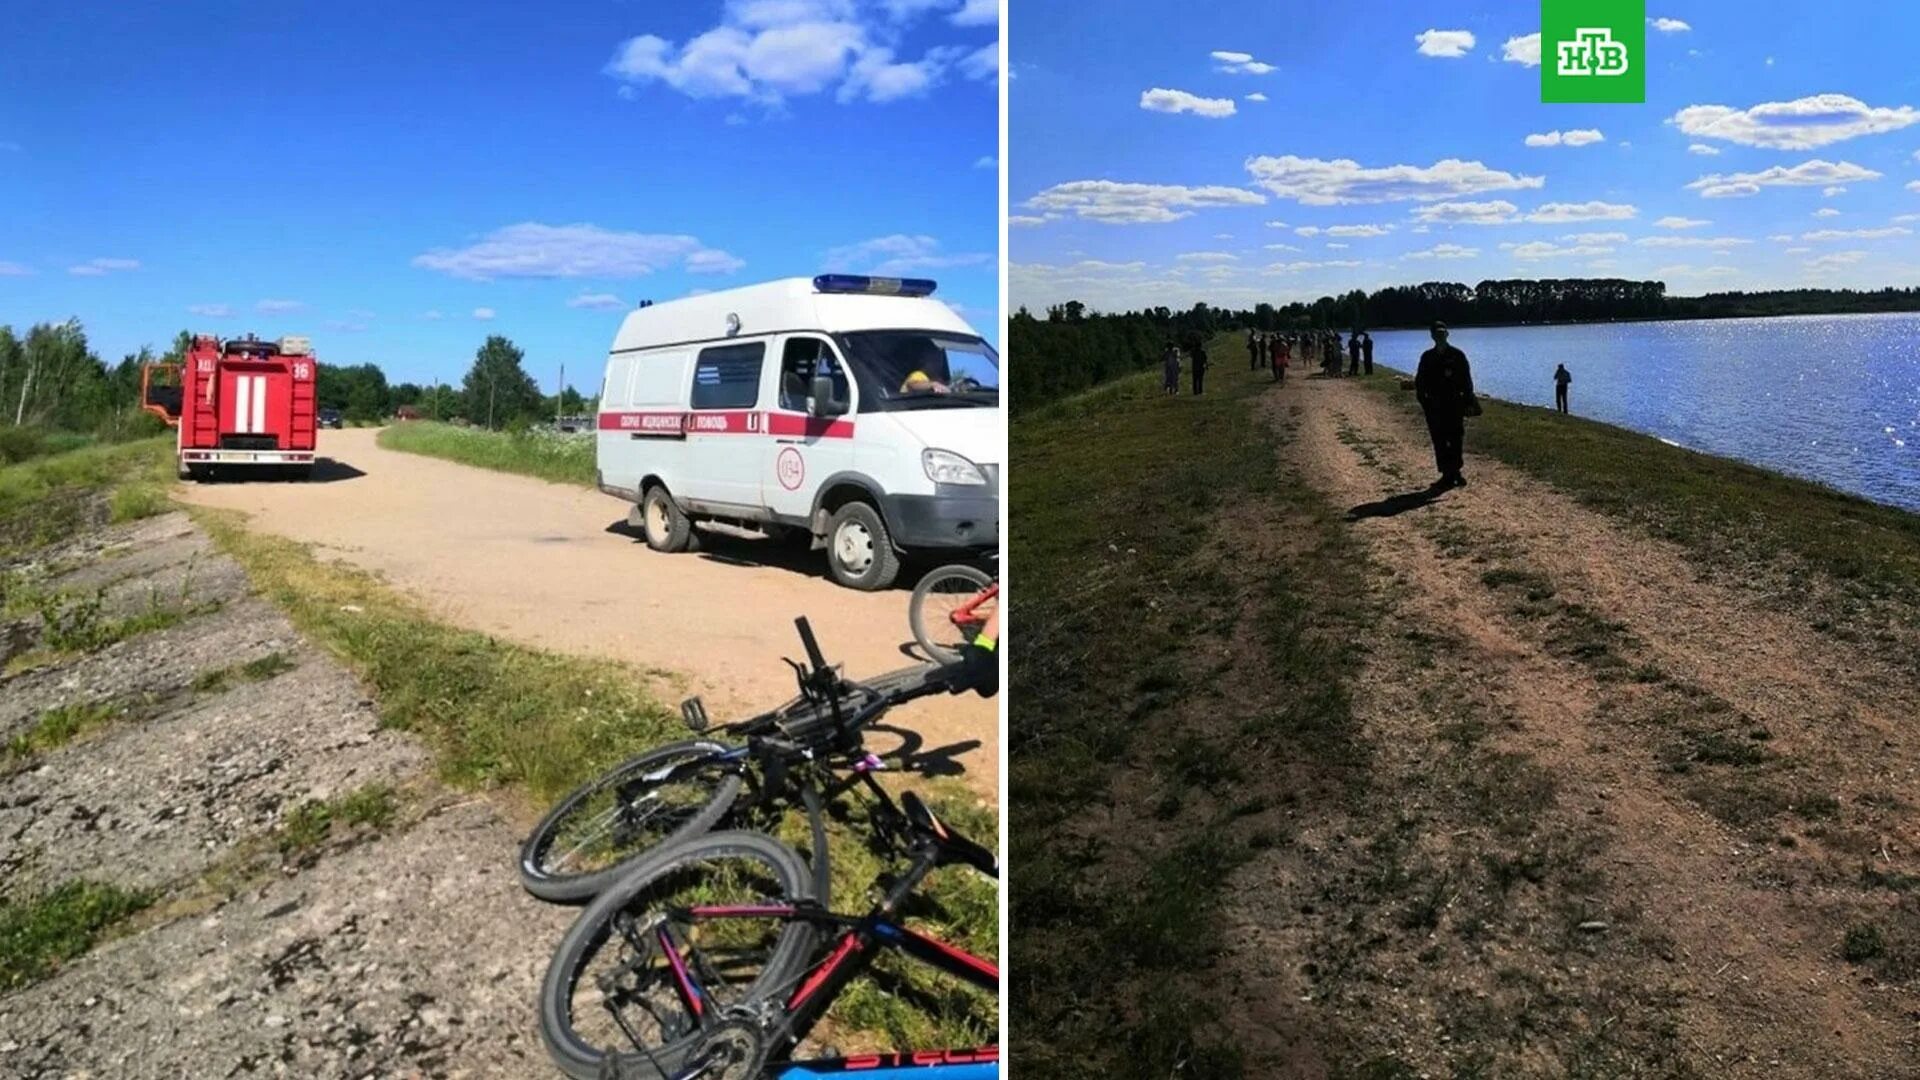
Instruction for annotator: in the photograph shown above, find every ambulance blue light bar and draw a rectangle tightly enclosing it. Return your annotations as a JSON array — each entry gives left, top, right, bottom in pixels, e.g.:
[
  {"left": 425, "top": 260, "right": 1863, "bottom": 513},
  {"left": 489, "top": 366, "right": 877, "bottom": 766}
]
[{"left": 812, "top": 275, "right": 938, "bottom": 298}]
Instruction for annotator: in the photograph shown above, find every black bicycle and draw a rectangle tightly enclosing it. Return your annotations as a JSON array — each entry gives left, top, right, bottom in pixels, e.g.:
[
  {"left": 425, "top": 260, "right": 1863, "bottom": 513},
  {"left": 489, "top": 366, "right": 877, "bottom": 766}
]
[
  {"left": 537, "top": 784, "right": 998, "bottom": 1079},
  {"left": 519, "top": 618, "right": 961, "bottom": 905}
]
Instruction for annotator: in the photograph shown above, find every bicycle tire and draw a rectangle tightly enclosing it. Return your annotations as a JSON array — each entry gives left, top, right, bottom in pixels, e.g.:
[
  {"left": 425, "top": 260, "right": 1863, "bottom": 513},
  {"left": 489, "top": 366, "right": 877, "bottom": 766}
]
[
  {"left": 519, "top": 738, "right": 746, "bottom": 904},
  {"left": 539, "top": 830, "right": 818, "bottom": 1080},
  {"left": 909, "top": 564, "right": 994, "bottom": 664}
]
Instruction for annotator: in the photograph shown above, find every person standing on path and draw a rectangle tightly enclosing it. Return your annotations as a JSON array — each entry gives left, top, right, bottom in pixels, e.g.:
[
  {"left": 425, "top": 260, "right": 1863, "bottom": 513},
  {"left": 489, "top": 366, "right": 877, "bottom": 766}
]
[
  {"left": 1162, "top": 344, "right": 1182, "bottom": 396},
  {"left": 1270, "top": 333, "right": 1289, "bottom": 382},
  {"left": 1415, "top": 321, "right": 1477, "bottom": 489},
  {"left": 1248, "top": 330, "right": 1263, "bottom": 371},
  {"left": 1187, "top": 334, "right": 1210, "bottom": 396},
  {"left": 1347, "top": 333, "right": 1362, "bottom": 376},
  {"left": 1553, "top": 363, "right": 1572, "bottom": 414},
  {"left": 1361, "top": 332, "right": 1374, "bottom": 375}
]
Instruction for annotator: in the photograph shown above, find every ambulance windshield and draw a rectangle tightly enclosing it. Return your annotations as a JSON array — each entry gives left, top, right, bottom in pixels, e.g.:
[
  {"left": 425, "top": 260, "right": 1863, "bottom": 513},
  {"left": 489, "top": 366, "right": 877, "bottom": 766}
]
[{"left": 835, "top": 331, "right": 999, "bottom": 412}]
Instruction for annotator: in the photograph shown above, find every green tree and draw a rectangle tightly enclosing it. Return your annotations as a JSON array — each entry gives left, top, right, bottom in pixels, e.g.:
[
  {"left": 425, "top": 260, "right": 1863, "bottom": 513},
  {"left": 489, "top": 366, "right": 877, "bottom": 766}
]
[{"left": 460, "top": 336, "right": 541, "bottom": 430}]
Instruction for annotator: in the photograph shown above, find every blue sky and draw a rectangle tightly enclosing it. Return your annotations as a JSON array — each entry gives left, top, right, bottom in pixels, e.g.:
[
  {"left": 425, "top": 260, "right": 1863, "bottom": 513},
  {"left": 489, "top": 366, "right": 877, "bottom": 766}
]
[
  {"left": 0, "top": 0, "right": 999, "bottom": 387},
  {"left": 1010, "top": 0, "right": 1920, "bottom": 314}
]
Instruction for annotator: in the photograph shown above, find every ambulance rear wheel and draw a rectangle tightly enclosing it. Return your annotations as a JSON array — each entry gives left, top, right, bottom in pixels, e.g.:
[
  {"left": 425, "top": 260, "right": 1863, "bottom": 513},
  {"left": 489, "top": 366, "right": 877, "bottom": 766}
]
[
  {"left": 826, "top": 502, "right": 899, "bottom": 591},
  {"left": 640, "top": 487, "right": 697, "bottom": 554}
]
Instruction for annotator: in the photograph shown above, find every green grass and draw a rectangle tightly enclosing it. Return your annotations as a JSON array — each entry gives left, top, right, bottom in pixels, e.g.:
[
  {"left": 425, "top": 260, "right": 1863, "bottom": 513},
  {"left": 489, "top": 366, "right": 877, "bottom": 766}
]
[
  {"left": 277, "top": 783, "right": 401, "bottom": 857},
  {"left": 0, "top": 436, "right": 173, "bottom": 557},
  {"left": 1010, "top": 349, "right": 1369, "bottom": 1079},
  {"left": 194, "top": 508, "right": 675, "bottom": 804},
  {"left": 1364, "top": 371, "right": 1920, "bottom": 616},
  {"left": 5, "top": 700, "right": 122, "bottom": 761},
  {"left": 378, "top": 421, "right": 595, "bottom": 487},
  {"left": 0, "top": 881, "right": 156, "bottom": 990},
  {"left": 191, "top": 651, "right": 297, "bottom": 694}
]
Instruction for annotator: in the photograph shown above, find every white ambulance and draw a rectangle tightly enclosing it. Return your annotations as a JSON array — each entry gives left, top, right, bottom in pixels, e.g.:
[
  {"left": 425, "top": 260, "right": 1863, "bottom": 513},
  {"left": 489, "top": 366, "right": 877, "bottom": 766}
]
[{"left": 595, "top": 275, "right": 1000, "bottom": 590}]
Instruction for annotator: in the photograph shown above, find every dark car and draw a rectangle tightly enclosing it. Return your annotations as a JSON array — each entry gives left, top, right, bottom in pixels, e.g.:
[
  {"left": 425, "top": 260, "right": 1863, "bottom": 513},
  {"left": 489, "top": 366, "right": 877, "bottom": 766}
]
[{"left": 318, "top": 408, "right": 344, "bottom": 429}]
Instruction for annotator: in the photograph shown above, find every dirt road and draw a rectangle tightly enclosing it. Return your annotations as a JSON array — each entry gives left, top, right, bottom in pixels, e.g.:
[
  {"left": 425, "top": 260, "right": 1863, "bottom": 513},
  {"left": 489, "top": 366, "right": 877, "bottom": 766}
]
[
  {"left": 1219, "top": 374, "right": 1920, "bottom": 1076},
  {"left": 181, "top": 428, "right": 996, "bottom": 800}
]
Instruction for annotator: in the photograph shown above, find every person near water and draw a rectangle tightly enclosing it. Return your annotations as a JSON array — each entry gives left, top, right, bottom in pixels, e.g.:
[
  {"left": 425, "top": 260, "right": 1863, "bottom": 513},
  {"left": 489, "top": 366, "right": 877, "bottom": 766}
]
[
  {"left": 1270, "top": 333, "right": 1289, "bottom": 382},
  {"left": 1553, "top": 363, "right": 1572, "bottom": 414},
  {"left": 1415, "top": 321, "right": 1476, "bottom": 489},
  {"left": 1347, "top": 333, "right": 1362, "bottom": 376},
  {"left": 1329, "top": 332, "right": 1344, "bottom": 376},
  {"left": 1186, "top": 334, "right": 1210, "bottom": 396},
  {"left": 1162, "top": 344, "right": 1181, "bottom": 396},
  {"left": 1361, "top": 332, "right": 1374, "bottom": 375}
]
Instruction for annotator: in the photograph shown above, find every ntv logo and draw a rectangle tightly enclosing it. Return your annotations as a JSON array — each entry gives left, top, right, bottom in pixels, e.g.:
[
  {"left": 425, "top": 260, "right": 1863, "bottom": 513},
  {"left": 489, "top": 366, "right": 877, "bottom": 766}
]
[{"left": 1556, "top": 28, "right": 1629, "bottom": 76}]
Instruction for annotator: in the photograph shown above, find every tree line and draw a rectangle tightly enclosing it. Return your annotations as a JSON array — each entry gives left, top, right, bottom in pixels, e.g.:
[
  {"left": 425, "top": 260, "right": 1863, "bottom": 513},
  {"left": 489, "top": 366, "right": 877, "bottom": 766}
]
[
  {"left": 1011, "top": 279, "right": 1920, "bottom": 413},
  {"left": 0, "top": 321, "right": 595, "bottom": 462}
]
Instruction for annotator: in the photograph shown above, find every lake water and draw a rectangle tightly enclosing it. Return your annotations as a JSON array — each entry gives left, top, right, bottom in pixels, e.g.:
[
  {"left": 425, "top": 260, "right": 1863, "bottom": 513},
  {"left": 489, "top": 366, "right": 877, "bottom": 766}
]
[{"left": 1368, "top": 313, "right": 1920, "bottom": 513}]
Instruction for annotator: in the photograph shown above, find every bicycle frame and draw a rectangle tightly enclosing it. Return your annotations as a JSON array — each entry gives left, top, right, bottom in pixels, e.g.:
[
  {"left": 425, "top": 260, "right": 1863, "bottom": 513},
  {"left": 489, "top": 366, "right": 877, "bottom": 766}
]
[{"left": 944, "top": 581, "right": 998, "bottom": 634}]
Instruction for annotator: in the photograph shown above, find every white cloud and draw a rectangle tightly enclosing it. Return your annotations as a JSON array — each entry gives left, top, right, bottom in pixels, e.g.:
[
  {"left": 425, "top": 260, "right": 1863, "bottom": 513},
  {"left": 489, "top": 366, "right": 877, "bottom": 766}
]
[
  {"left": 1402, "top": 243, "right": 1479, "bottom": 260},
  {"left": 1687, "top": 143, "right": 1720, "bottom": 156},
  {"left": 1501, "top": 32, "right": 1540, "bottom": 67},
  {"left": 1634, "top": 235, "right": 1753, "bottom": 248},
  {"left": 1026, "top": 179, "right": 1265, "bottom": 224},
  {"left": 473, "top": 307, "right": 497, "bottom": 321},
  {"left": 950, "top": 0, "right": 997, "bottom": 27},
  {"left": 1894, "top": 214, "right": 1920, "bottom": 223},
  {"left": 1244, "top": 155, "right": 1542, "bottom": 205},
  {"left": 1140, "top": 87, "right": 1235, "bottom": 118},
  {"left": 68, "top": 257, "right": 140, "bottom": 276},
  {"left": 1324, "top": 224, "right": 1393, "bottom": 237},
  {"left": 1526, "top": 200, "right": 1637, "bottom": 222},
  {"left": 1211, "top": 49, "right": 1276, "bottom": 75},
  {"left": 1563, "top": 231, "right": 1630, "bottom": 244},
  {"left": 1687, "top": 159, "right": 1883, "bottom": 198},
  {"left": 1008, "top": 214, "right": 1051, "bottom": 227},
  {"left": 1245, "top": 92, "right": 1268, "bottom": 103},
  {"left": 186, "top": 304, "right": 232, "bottom": 318},
  {"left": 568, "top": 292, "right": 628, "bottom": 310},
  {"left": 1175, "top": 251, "right": 1238, "bottom": 263},
  {"left": 256, "top": 299, "right": 304, "bottom": 313},
  {"left": 821, "top": 233, "right": 990, "bottom": 274},
  {"left": 1265, "top": 259, "right": 1361, "bottom": 273},
  {"left": 1655, "top": 215, "right": 1710, "bottom": 228},
  {"left": 603, "top": 1, "right": 994, "bottom": 106},
  {"left": 1806, "top": 250, "right": 1867, "bottom": 270},
  {"left": 1265, "top": 220, "right": 1289, "bottom": 228},
  {"left": 0, "top": 261, "right": 32, "bottom": 276},
  {"left": 958, "top": 40, "right": 997, "bottom": 82},
  {"left": 1525, "top": 129, "right": 1605, "bottom": 148},
  {"left": 414, "top": 223, "right": 743, "bottom": 279},
  {"left": 1502, "top": 240, "right": 1615, "bottom": 259},
  {"left": 1415, "top": 29, "right": 1475, "bottom": 58},
  {"left": 1650, "top": 17, "right": 1691, "bottom": 32},
  {"left": 1294, "top": 226, "right": 1321, "bottom": 237},
  {"left": 1784, "top": 247, "right": 1811, "bottom": 254},
  {"left": 1813, "top": 208, "right": 1841, "bottom": 217},
  {"left": 974, "top": 155, "right": 996, "bottom": 169},
  {"left": 1264, "top": 243, "right": 1302, "bottom": 252},
  {"left": 1823, "top": 185, "right": 1847, "bottom": 196},
  {"left": 1908, "top": 180, "right": 1920, "bottom": 193},
  {"left": 1669, "top": 94, "right": 1920, "bottom": 150},
  {"left": 1413, "top": 199, "right": 1520, "bottom": 224},
  {"left": 1801, "top": 226, "right": 1911, "bottom": 240}
]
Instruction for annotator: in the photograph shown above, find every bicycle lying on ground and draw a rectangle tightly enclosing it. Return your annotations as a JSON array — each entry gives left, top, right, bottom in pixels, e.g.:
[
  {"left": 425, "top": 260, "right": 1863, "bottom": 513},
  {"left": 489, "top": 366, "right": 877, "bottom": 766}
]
[
  {"left": 519, "top": 619, "right": 967, "bottom": 905},
  {"left": 538, "top": 784, "right": 999, "bottom": 1079},
  {"left": 907, "top": 562, "right": 997, "bottom": 664}
]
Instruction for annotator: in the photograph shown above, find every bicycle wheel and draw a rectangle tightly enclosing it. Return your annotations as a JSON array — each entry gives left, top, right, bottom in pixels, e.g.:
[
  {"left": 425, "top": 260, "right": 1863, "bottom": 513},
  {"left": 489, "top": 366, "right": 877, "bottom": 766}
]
[
  {"left": 909, "top": 565, "right": 994, "bottom": 664},
  {"left": 520, "top": 738, "right": 747, "bottom": 904},
  {"left": 539, "top": 830, "right": 818, "bottom": 1080}
]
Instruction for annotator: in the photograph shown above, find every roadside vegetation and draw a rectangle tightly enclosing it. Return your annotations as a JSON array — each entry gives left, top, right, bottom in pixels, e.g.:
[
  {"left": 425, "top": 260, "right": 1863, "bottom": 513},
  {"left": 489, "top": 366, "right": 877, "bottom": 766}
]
[
  {"left": 0, "top": 881, "right": 156, "bottom": 991},
  {"left": 0, "top": 437, "right": 172, "bottom": 557},
  {"left": 1011, "top": 350, "right": 1371, "bottom": 1078},
  {"left": 377, "top": 421, "right": 594, "bottom": 486}
]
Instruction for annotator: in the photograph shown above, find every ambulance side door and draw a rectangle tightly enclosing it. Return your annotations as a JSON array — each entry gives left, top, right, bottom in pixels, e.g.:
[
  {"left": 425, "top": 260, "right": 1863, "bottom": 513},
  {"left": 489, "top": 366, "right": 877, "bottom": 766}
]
[{"left": 763, "top": 334, "right": 857, "bottom": 524}]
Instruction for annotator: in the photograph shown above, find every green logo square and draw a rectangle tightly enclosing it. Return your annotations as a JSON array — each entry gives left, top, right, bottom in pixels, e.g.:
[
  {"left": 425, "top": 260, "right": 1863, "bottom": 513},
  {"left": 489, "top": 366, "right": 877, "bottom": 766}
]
[{"left": 1541, "top": 0, "right": 1645, "bottom": 103}]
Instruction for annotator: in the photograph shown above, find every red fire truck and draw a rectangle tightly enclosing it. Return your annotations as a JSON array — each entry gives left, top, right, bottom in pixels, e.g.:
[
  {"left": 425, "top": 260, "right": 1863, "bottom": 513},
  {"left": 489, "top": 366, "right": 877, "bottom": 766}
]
[{"left": 142, "top": 334, "right": 319, "bottom": 481}]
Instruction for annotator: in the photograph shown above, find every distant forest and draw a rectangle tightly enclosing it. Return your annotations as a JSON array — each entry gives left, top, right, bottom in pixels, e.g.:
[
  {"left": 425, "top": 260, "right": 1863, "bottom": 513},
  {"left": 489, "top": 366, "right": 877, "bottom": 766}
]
[{"left": 1009, "top": 280, "right": 1920, "bottom": 412}]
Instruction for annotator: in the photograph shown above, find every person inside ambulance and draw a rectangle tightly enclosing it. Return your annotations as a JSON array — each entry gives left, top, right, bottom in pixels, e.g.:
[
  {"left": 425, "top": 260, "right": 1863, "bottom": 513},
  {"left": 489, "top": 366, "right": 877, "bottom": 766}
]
[{"left": 900, "top": 368, "right": 952, "bottom": 395}]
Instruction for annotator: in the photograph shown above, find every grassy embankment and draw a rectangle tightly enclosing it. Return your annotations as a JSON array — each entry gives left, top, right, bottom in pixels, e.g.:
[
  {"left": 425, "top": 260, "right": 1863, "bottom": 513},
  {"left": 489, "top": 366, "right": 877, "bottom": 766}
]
[
  {"left": 1367, "top": 369, "right": 1920, "bottom": 641},
  {"left": 0, "top": 437, "right": 992, "bottom": 1044},
  {"left": 1010, "top": 344, "right": 1373, "bottom": 1077},
  {"left": 376, "top": 421, "right": 595, "bottom": 486}
]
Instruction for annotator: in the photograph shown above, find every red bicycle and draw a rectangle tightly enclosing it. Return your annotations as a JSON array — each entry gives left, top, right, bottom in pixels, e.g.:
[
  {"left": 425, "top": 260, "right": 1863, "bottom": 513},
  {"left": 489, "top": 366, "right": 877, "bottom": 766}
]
[{"left": 908, "top": 563, "right": 997, "bottom": 664}]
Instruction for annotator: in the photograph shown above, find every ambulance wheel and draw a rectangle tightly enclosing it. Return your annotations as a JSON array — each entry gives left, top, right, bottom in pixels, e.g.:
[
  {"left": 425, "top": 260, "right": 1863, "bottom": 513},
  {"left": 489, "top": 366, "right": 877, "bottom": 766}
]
[
  {"left": 640, "top": 487, "right": 697, "bottom": 554},
  {"left": 826, "top": 502, "right": 899, "bottom": 591}
]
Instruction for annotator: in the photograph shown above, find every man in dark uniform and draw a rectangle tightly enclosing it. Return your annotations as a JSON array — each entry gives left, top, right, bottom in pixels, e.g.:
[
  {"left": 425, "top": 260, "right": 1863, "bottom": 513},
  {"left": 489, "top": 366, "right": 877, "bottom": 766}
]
[
  {"left": 1185, "top": 332, "right": 1209, "bottom": 396},
  {"left": 1414, "top": 321, "right": 1475, "bottom": 489},
  {"left": 1347, "top": 332, "right": 1362, "bottom": 376},
  {"left": 1361, "top": 332, "right": 1374, "bottom": 375},
  {"left": 1553, "top": 363, "right": 1572, "bottom": 413}
]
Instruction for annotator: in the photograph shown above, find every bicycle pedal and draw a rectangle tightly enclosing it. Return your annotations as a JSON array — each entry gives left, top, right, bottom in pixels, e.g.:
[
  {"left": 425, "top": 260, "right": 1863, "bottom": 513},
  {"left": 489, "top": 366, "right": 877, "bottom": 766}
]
[{"left": 680, "top": 696, "right": 710, "bottom": 732}]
